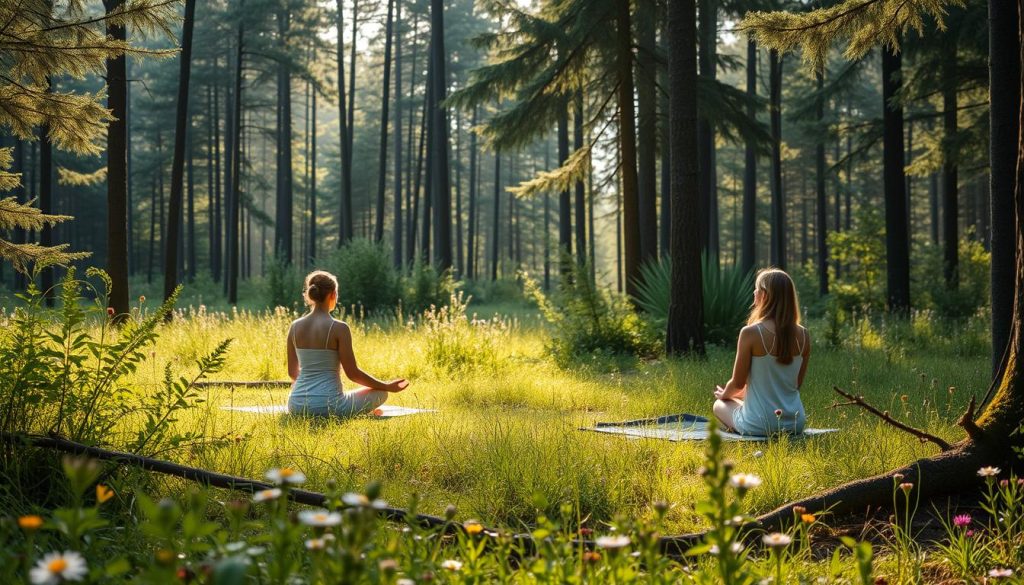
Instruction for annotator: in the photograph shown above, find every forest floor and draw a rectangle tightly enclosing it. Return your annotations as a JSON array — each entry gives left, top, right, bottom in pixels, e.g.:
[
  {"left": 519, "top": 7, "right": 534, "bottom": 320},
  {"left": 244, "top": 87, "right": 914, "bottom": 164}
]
[{"left": 124, "top": 297, "right": 993, "bottom": 537}]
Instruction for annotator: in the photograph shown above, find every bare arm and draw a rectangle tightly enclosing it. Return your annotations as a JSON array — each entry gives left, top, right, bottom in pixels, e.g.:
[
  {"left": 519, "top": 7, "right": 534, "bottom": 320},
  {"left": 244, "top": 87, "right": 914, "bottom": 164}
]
[
  {"left": 717, "top": 328, "right": 753, "bottom": 400},
  {"left": 286, "top": 324, "right": 299, "bottom": 382},
  {"left": 335, "top": 322, "right": 407, "bottom": 392},
  {"left": 797, "top": 328, "right": 811, "bottom": 388}
]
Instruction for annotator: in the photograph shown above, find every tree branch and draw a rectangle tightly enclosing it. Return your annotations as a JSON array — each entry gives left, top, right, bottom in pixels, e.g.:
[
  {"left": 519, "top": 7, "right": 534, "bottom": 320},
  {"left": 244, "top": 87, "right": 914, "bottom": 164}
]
[{"left": 832, "top": 386, "right": 953, "bottom": 451}]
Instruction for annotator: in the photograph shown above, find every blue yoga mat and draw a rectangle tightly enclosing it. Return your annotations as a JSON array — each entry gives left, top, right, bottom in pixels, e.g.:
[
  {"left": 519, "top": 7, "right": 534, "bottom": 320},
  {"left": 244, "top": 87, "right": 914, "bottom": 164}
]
[
  {"left": 582, "top": 413, "right": 837, "bottom": 442},
  {"left": 220, "top": 404, "right": 436, "bottom": 418}
]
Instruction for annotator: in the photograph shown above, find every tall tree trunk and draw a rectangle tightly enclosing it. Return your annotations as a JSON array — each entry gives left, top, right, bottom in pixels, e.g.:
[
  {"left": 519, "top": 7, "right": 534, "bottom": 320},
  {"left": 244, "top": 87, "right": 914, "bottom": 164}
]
[
  {"left": 348, "top": 0, "right": 357, "bottom": 160},
  {"left": 39, "top": 80, "right": 54, "bottom": 306},
  {"left": 882, "top": 46, "right": 911, "bottom": 312},
  {"left": 409, "top": 88, "right": 428, "bottom": 264},
  {"left": 543, "top": 141, "right": 551, "bottom": 288},
  {"left": 466, "top": 106, "right": 478, "bottom": 278},
  {"left": 126, "top": 63, "right": 134, "bottom": 277},
  {"left": 104, "top": 0, "right": 132, "bottom": 318},
  {"left": 310, "top": 86, "right": 318, "bottom": 262},
  {"left": 660, "top": 66, "right": 672, "bottom": 257},
  {"left": 336, "top": 0, "right": 353, "bottom": 245},
  {"left": 741, "top": 38, "right": 757, "bottom": 274},
  {"left": 491, "top": 150, "right": 501, "bottom": 281},
  {"left": 615, "top": 0, "right": 641, "bottom": 296},
  {"left": 557, "top": 105, "right": 571, "bottom": 267},
  {"left": 697, "top": 0, "right": 717, "bottom": 261},
  {"left": 421, "top": 55, "right": 433, "bottom": 262},
  {"left": 213, "top": 66, "right": 224, "bottom": 282},
  {"left": 768, "top": 49, "right": 785, "bottom": 269},
  {"left": 455, "top": 109, "right": 464, "bottom": 275},
  {"left": 227, "top": 4, "right": 244, "bottom": 304},
  {"left": 375, "top": 0, "right": 394, "bottom": 243},
  {"left": 666, "top": 0, "right": 705, "bottom": 355},
  {"left": 574, "top": 92, "right": 587, "bottom": 266},
  {"left": 163, "top": 0, "right": 196, "bottom": 309},
  {"left": 206, "top": 85, "right": 216, "bottom": 279},
  {"left": 991, "top": 0, "right": 1019, "bottom": 378},
  {"left": 815, "top": 70, "right": 828, "bottom": 296},
  {"left": 943, "top": 40, "right": 960, "bottom": 290},
  {"left": 275, "top": 7, "right": 294, "bottom": 262},
  {"left": 187, "top": 129, "right": 195, "bottom": 282},
  {"left": 637, "top": 0, "right": 658, "bottom": 265},
  {"left": 392, "top": 0, "right": 403, "bottom": 266}
]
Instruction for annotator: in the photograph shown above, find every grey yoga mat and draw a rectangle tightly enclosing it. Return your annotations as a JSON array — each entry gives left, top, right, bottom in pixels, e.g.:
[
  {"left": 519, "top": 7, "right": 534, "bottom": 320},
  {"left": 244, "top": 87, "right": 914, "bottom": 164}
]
[
  {"left": 220, "top": 404, "right": 436, "bottom": 417},
  {"left": 582, "top": 413, "right": 838, "bottom": 442}
]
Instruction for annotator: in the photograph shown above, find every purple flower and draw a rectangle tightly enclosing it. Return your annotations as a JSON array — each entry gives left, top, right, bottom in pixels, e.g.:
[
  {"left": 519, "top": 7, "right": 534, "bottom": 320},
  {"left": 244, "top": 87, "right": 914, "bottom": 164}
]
[
  {"left": 953, "top": 514, "right": 971, "bottom": 528},
  {"left": 965, "top": 529, "right": 975, "bottom": 538}
]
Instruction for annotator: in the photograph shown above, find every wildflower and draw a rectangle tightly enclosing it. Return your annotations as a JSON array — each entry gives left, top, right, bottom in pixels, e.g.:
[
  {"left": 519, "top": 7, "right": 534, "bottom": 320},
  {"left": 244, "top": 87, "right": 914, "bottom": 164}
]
[
  {"left": 753, "top": 450, "right": 764, "bottom": 458},
  {"left": 583, "top": 551, "right": 602, "bottom": 564},
  {"left": 578, "top": 527, "right": 593, "bottom": 537},
  {"left": 792, "top": 506, "right": 807, "bottom": 515},
  {"left": 774, "top": 409, "right": 783, "bottom": 417},
  {"left": 106, "top": 307, "right": 115, "bottom": 317},
  {"left": 265, "top": 467, "right": 306, "bottom": 485},
  {"left": 444, "top": 504, "right": 457, "bottom": 520},
  {"left": 342, "top": 492, "right": 370, "bottom": 507},
  {"left": 900, "top": 395, "right": 908, "bottom": 402},
  {"left": 730, "top": 542, "right": 744, "bottom": 554},
  {"left": 899, "top": 482, "right": 914, "bottom": 493},
  {"left": 95, "top": 484, "right": 114, "bottom": 504},
  {"left": 1000, "top": 479, "right": 1010, "bottom": 488},
  {"left": 595, "top": 535, "right": 631, "bottom": 549},
  {"left": 761, "top": 533, "right": 792, "bottom": 549},
  {"left": 252, "top": 488, "right": 282, "bottom": 503},
  {"left": 378, "top": 559, "right": 398, "bottom": 573},
  {"left": 988, "top": 568, "right": 1014, "bottom": 579},
  {"left": 708, "top": 544, "right": 720, "bottom": 556},
  {"left": 463, "top": 520, "right": 484, "bottom": 535},
  {"left": 298, "top": 510, "right": 342, "bottom": 527},
  {"left": 893, "top": 473, "right": 905, "bottom": 481},
  {"left": 30, "top": 551, "right": 88, "bottom": 585},
  {"left": 138, "top": 295, "right": 146, "bottom": 303},
  {"left": 966, "top": 530, "right": 975, "bottom": 538},
  {"left": 440, "top": 560, "right": 463, "bottom": 571},
  {"left": 396, "top": 580, "right": 416, "bottom": 585},
  {"left": 18, "top": 515, "right": 44, "bottom": 532},
  {"left": 728, "top": 473, "right": 762, "bottom": 490},
  {"left": 801, "top": 513, "right": 816, "bottom": 524},
  {"left": 305, "top": 538, "right": 328, "bottom": 551},
  {"left": 953, "top": 514, "right": 971, "bottom": 528},
  {"left": 977, "top": 466, "right": 1001, "bottom": 478}
]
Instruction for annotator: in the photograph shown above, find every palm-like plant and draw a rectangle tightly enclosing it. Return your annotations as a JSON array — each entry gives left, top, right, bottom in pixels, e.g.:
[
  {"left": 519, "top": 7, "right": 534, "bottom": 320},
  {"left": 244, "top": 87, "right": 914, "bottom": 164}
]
[{"left": 634, "top": 255, "right": 754, "bottom": 345}]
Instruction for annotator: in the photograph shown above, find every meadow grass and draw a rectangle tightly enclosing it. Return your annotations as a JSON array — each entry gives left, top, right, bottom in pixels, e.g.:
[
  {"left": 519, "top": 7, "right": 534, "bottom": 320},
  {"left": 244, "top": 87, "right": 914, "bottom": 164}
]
[{"left": 121, "top": 299, "right": 991, "bottom": 536}]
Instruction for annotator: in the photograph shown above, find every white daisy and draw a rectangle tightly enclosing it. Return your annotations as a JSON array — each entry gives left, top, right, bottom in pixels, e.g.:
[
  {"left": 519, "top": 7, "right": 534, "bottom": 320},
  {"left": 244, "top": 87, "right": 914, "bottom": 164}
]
[
  {"left": 298, "top": 509, "right": 342, "bottom": 527},
  {"left": 595, "top": 535, "right": 631, "bottom": 549},
  {"left": 761, "top": 533, "right": 792, "bottom": 549},
  {"left": 342, "top": 492, "right": 370, "bottom": 507},
  {"left": 396, "top": 579, "right": 416, "bottom": 585},
  {"left": 988, "top": 568, "right": 1014, "bottom": 578},
  {"left": 253, "top": 488, "right": 282, "bottom": 503},
  {"left": 729, "top": 473, "right": 762, "bottom": 490},
  {"left": 29, "top": 551, "right": 88, "bottom": 585},
  {"left": 440, "top": 559, "right": 463, "bottom": 571},
  {"left": 977, "top": 466, "right": 1001, "bottom": 478},
  {"left": 305, "top": 538, "right": 329, "bottom": 551},
  {"left": 265, "top": 467, "right": 306, "bottom": 485}
]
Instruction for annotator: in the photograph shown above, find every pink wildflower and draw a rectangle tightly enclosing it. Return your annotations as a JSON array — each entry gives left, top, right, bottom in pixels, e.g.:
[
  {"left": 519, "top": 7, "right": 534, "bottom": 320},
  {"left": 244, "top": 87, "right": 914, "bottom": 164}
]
[{"left": 953, "top": 514, "right": 971, "bottom": 528}]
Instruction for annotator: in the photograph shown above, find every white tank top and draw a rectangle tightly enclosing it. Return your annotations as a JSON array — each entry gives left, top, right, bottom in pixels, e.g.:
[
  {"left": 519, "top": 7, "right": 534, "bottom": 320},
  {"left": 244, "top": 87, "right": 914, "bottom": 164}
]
[{"left": 732, "top": 323, "right": 807, "bottom": 436}]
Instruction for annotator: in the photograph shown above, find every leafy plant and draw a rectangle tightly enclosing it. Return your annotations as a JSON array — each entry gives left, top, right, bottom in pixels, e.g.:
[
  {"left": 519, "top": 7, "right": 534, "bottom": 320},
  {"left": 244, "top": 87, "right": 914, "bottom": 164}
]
[
  {"left": 632, "top": 254, "right": 755, "bottom": 345},
  {"left": 320, "top": 239, "right": 403, "bottom": 314},
  {"left": 404, "top": 259, "right": 456, "bottom": 314},
  {"left": 420, "top": 292, "right": 510, "bottom": 374},
  {"left": 525, "top": 261, "right": 659, "bottom": 365}
]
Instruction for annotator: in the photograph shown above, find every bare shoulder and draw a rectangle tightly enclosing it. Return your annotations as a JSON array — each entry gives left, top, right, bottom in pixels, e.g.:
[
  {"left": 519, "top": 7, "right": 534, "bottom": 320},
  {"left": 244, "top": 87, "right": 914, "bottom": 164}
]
[
  {"left": 333, "top": 319, "right": 351, "bottom": 336},
  {"left": 736, "top": 325, "right": 759, "bottom": 346}
]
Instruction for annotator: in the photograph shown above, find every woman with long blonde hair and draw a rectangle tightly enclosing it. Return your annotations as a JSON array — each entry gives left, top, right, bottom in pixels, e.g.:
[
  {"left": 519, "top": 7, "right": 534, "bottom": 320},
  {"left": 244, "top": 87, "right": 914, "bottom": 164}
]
[
  {"left": 712, "top": 268, "right": 810, "bottom": 435},
  {"left": 286, "top": 270, "right": 408, "bottom": 417}
]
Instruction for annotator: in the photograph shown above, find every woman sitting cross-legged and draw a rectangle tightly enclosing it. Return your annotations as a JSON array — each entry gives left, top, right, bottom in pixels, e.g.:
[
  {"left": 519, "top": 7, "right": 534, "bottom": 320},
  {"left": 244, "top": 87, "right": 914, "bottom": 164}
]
[
  {"left": 713, "top": 268, "right": 810, "bottom": 436},
  {"left": 286, "top": 270, "right": 408, "bottom": 417}
]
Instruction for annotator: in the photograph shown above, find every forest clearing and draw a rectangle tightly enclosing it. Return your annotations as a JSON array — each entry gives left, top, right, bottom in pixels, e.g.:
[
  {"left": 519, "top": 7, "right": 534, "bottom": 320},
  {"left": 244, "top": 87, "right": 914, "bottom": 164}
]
[{"left": 3, "top": 0, "right": 1024, "bottom": 582}]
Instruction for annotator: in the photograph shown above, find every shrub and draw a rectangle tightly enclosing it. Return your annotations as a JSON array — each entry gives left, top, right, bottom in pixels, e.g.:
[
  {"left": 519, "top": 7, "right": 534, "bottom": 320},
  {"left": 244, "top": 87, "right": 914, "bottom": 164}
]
[
  {"left": 319, "top": 239, "right": 403, "bottom": 314},
  {"left": 912, "top": 237, "right": 991, "bottom": 319},
  {"left": 264, "top": 255, "right": 302, "bottom": 309},
  {"left": 827, "top": 206, "right": 887, "bottom": 311},
  {"left": 632, "top": 254, "right": 754, "bottom": 345},
  {"left": 525, "top": 262, "right": 659, "bottom": 365},
  {"left": 403, "top": 259, "right": 456, "bottom": 314},
  {"left": 420, "top": 291, "right": 510, "bottom": 374},
  {"left": 460, "top": 277, "right": 525, "bottom": 305}
]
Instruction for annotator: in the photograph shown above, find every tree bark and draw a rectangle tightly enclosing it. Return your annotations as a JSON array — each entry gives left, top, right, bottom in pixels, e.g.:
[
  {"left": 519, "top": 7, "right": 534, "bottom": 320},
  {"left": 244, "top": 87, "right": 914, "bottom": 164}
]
[
  {"left": 557, "top": 104, "right": 571, "bottom": 268},
  {"left": 768, "top": 49, "right": 784, "bottom": 269},
  {"left": 336, "top": 0, "right": 353, "bottom": 245},
  {"left": 741, "top": 39, "right": 757, "bottom": 275},
  {"left": 637, "top": 0, "right": 658, "bottom": 265},
  {"left": 491, "top": 150, "right": 501, "bottom": 281},
  {"left": 697, "top": 0, "right": 717, "bottom": 261},
  {"left": 943, "top": 40, "right": 959, "bottom": 290},
  {"left": 882, "top": 46, "right": 911, "bottom": 313},
  {"left": 466, "top": 106, "right": 478, "bottom": 278},
  {"left": 375, "top": 0, "right": 394, "bottom": 244},
  {"left": 616, "top": 0, "right": 641, "bottom": 297},
  {"left": 275, "top": 7, "right": 294, "bottom": 263},
  {"left": 104, "top": 0, "right": 131, "bottom": 318},
  {"left": 392, "top": 0, "right": 404, "bottom": 267},
  {"left": 815, "top": 70, "right": 828, "bottom": 296},
  {"left": 574, "top": 93, "right": 588, "bottom": 267},
  {"left": 991, "top": 0, "right": 1019, "bottom": 379},
  {"left": 163, "top": 0, "right": 196, "bottom": 310},
  {"left": 227, "top": 4, "right": 244, "bottom": 304},
  {"left": 666, "top": 0, "right": 705, "bottom": 356}
]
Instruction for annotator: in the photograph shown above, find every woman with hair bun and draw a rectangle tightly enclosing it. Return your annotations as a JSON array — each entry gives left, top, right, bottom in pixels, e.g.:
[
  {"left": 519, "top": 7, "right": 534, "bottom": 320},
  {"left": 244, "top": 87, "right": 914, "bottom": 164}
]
[
  {"left": 712, "top": 268, "right": 810, "bottom": 436},
  {"left": 286, "top": 270, "right": 408, "bottom": 416}
]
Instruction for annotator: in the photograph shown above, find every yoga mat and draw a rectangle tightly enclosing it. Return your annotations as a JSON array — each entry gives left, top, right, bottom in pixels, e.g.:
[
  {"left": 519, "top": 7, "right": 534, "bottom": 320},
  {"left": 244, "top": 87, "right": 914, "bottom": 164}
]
[
  {"left": 582, "top": 413, "right": 838, "bottom": 442},
  {"left": 220, "top": 404, "right": 436, "bottom": 418}
]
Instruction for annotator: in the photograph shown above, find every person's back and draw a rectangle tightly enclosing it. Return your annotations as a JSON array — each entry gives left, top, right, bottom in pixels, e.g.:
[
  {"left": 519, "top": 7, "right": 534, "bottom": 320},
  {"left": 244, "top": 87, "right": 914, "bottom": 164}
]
[
  {"left": 732, "top": 323, "right": 807, "bottom": 435},
  {"left": 288, "top": 313, "right": 344, "bottom": 415}
]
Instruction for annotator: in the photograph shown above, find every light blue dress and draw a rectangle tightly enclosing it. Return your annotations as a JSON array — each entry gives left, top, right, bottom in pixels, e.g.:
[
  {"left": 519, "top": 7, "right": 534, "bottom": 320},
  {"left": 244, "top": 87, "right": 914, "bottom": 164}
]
[
  {"left": 287, "top": 321, "right": 388, "bottom": 417},
  {"left": 731, "top": 323, "right": 807, "bottom": 436}
]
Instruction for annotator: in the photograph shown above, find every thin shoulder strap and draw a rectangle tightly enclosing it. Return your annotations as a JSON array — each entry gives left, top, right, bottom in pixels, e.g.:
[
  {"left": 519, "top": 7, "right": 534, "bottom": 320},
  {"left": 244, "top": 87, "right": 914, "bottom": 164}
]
[
  {"left": 324, "top": 320, "right": 335, "bottom": 349},
  {"left": 755, "top": 323, "right": 771, "bottom": 355},
  {"left": 796, "top": 326, "right": 807, "bottom": 355}
]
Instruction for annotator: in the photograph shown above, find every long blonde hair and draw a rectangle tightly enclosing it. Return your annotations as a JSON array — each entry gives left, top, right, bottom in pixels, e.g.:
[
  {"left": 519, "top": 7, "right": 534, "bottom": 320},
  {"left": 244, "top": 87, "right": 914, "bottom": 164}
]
[{"left": 747, "top": 268, "right": 801, "bottom": 364}]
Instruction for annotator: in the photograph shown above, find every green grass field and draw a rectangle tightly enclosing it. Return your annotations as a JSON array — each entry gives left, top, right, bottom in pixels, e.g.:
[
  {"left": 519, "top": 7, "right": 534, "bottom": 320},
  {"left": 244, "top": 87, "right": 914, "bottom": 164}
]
[{"left": 128, "top": 299, "right": 992, "bottom": 536}]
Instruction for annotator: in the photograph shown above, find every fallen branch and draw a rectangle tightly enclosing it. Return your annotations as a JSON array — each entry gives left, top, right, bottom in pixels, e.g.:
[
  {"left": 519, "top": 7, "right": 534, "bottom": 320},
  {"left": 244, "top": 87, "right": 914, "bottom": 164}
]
[{"left": 831, "top": 386, "right": 953, "bottom": 452}]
